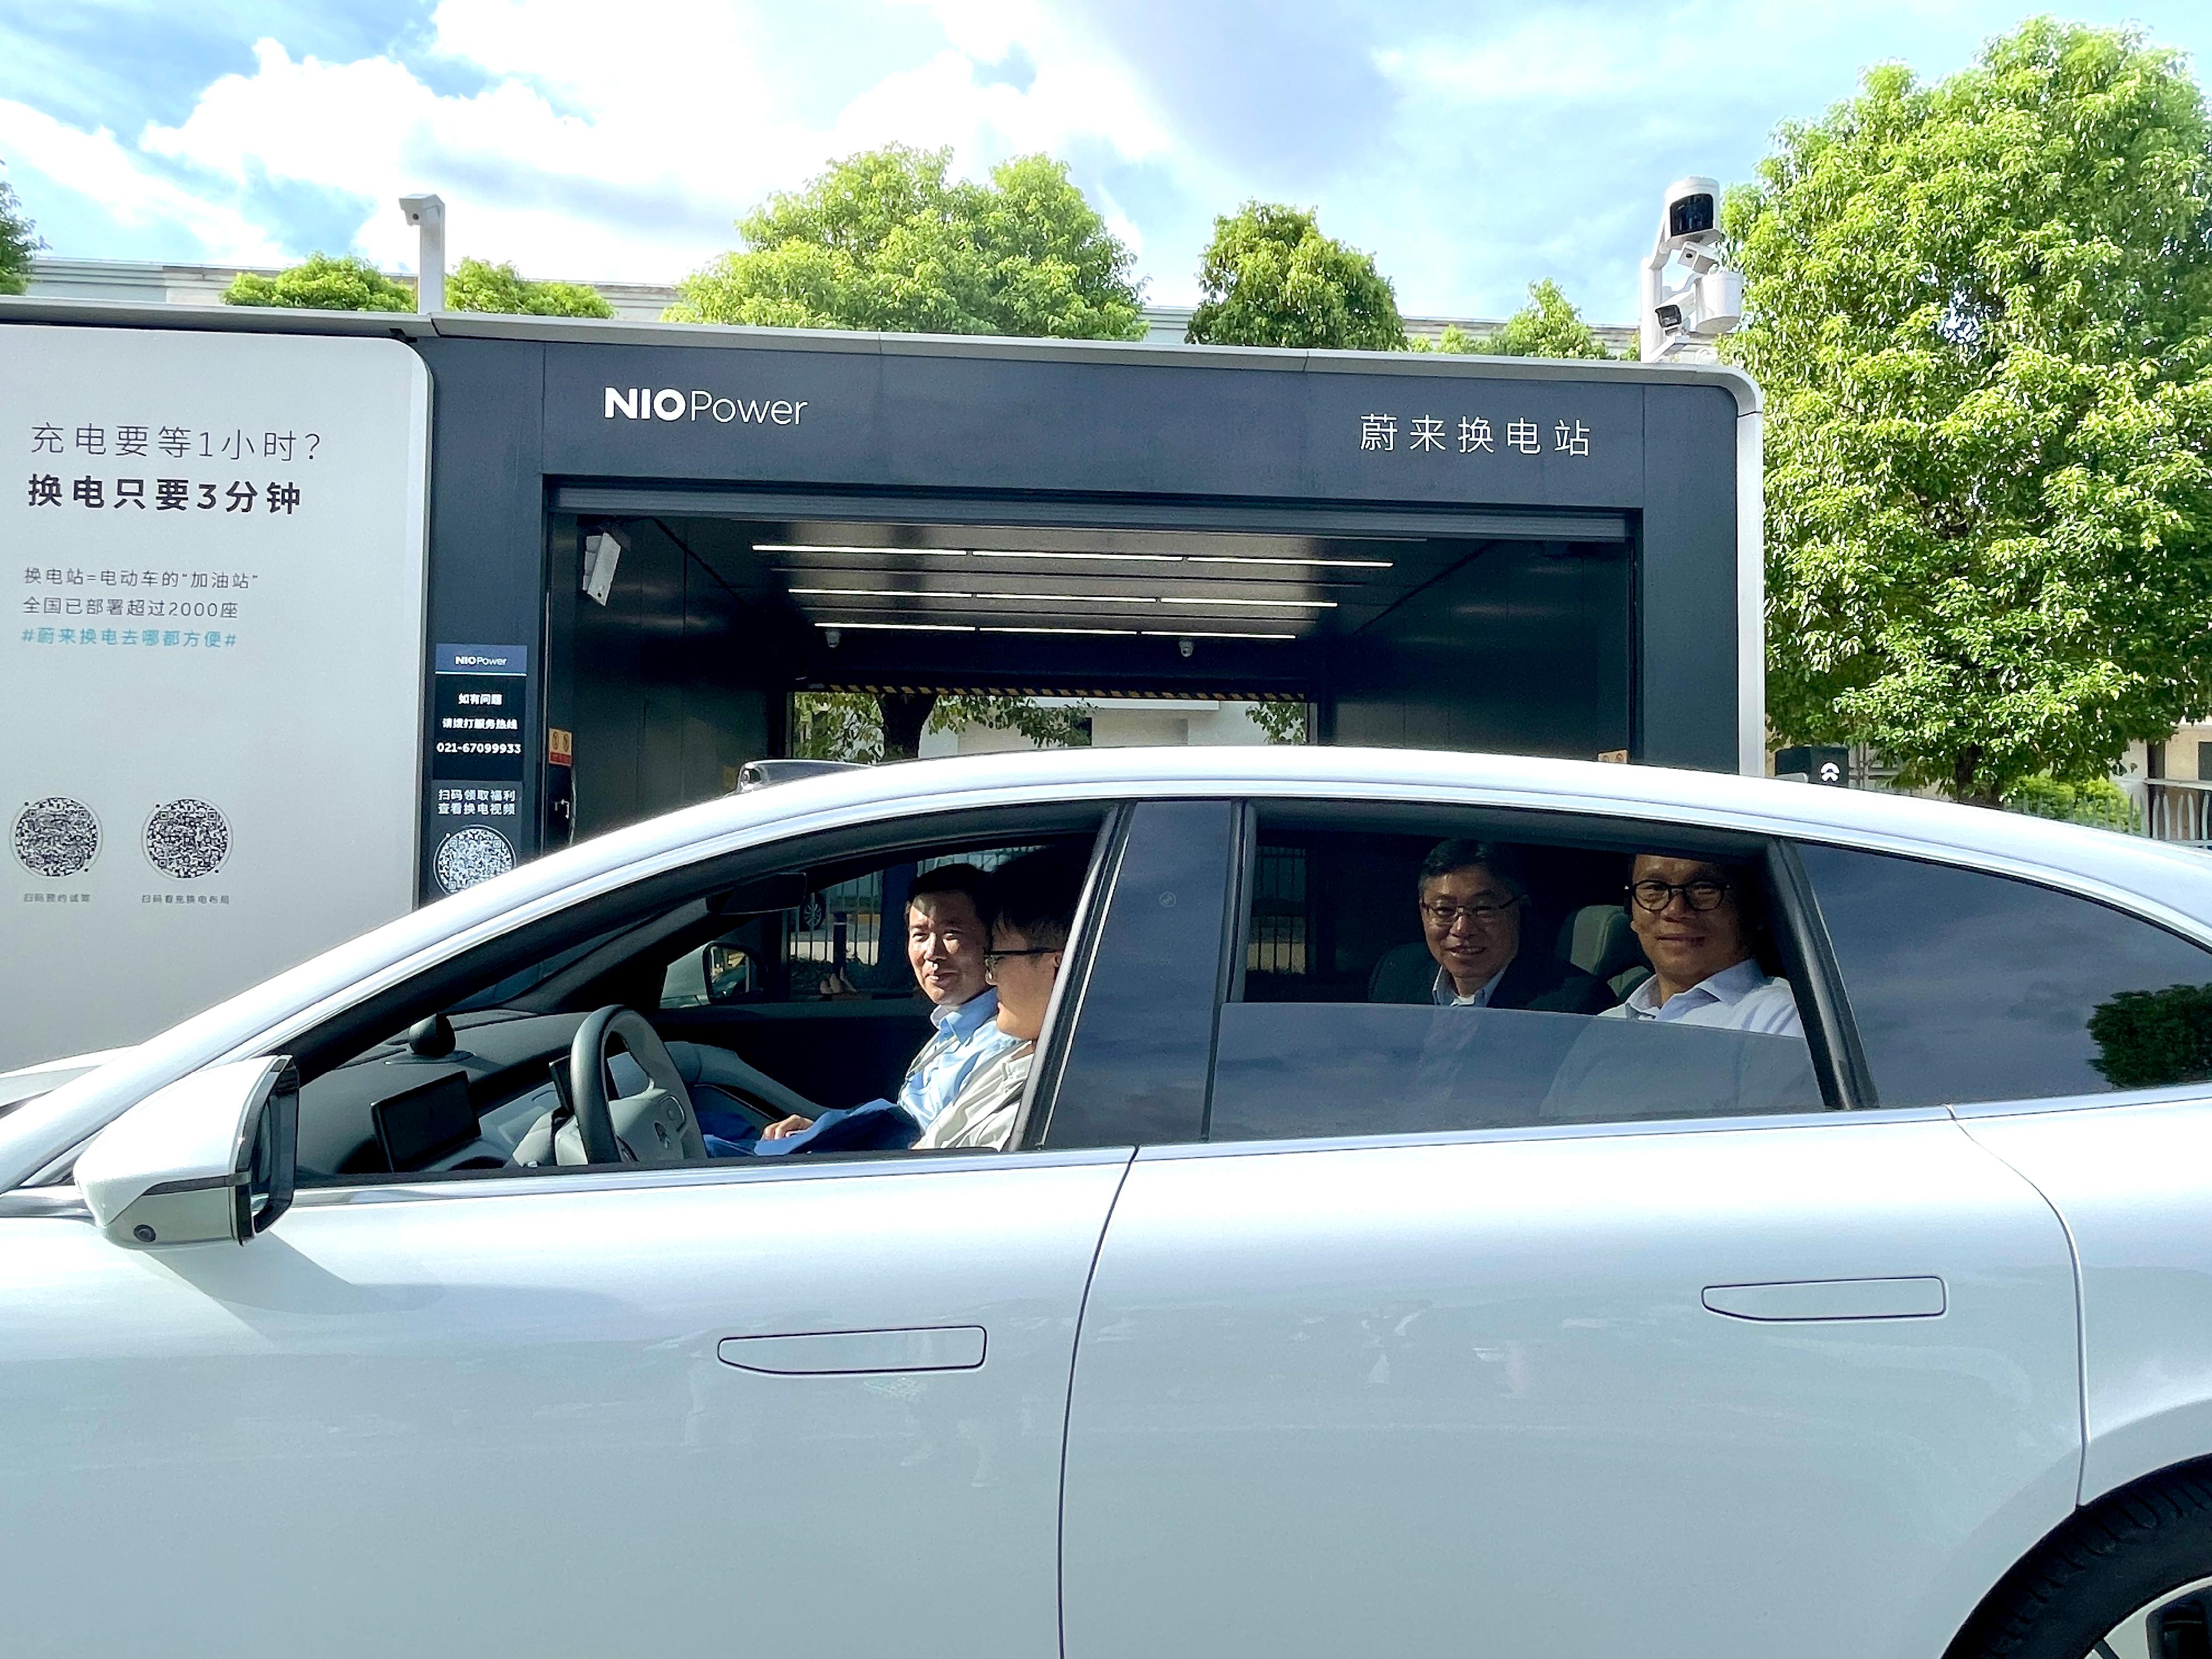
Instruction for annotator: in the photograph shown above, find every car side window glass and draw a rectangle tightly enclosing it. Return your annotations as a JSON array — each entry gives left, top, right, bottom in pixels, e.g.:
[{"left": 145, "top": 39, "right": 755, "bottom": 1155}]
[
  {"left": 1206, "top": 812, "right": 1823, "bottom": 1144},
  {"left": 1040, "top": 800, "right": 1236, "bottom": 1148},
  {"left": 1797, "top": 842, "right": 2212, "bottom": 1105}
]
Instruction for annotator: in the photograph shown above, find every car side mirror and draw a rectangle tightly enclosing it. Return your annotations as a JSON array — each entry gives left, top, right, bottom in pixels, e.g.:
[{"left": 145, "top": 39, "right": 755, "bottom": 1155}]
[{"left": 75, "top": 1056, "right": 299, "bottom": 1250}]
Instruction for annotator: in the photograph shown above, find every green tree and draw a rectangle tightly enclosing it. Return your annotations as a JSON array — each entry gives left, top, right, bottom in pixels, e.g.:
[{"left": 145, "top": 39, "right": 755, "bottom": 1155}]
[
  {"left": 1186, "top": 202, "right": 1404, "bottom": 350},
  {"left": 0, "top": 160, "right": 41, "bottom": 296},
  {"left": 669, "top": 144, "right": 1143, "bottom": 340},
  {"left": 447, "top": 257, "right": 612, "bottom": 318},
  {"left": 2004, "top": 773, "right": 2142, "bottom": 832},
  {"left": 223, "top": 253, "right": 413, "bottom": 312},
  {"left": 1417, "top": 280, "right": 1616, "bottom": 359},
  {"left": 1485, "top": 279, "right": 1616, "bottom": 359},
  {"left": 2089, "top": 982, "right": 2212, "bottom": 1089},
  {"left": 790, "top": 691, "right": 1097, "bottom": 763},
  {"left": 1728, "top": 20, "right": 2212, "bottom": 804}
]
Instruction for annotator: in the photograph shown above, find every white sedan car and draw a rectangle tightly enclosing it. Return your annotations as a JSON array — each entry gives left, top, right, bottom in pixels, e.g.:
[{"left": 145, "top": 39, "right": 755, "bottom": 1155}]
[{"left": 7, "top": 747, "right": 2212, "bottom": 1659}]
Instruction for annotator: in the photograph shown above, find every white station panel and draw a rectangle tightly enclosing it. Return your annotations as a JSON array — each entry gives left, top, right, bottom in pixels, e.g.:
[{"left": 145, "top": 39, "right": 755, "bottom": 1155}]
[{"left": 0, "top": 326, "right": 429, "bottom": 1070}]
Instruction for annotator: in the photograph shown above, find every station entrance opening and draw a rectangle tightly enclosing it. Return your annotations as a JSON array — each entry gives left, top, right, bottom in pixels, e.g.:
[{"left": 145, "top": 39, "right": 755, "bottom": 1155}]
[{"left": 542, "top": 497, "right": 1632, "bottom": 843}]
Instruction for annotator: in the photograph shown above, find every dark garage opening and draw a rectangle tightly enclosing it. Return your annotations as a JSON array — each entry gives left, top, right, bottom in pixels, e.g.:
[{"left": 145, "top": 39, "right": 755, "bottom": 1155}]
[{"left": 543, "top": 496, "right": 1633, "bottom": 843}]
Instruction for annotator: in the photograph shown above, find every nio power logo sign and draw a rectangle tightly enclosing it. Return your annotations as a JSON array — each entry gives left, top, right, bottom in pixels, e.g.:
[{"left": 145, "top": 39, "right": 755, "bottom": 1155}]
[{"left": 603, "top": 387, "right": 808, "bottom": 426}]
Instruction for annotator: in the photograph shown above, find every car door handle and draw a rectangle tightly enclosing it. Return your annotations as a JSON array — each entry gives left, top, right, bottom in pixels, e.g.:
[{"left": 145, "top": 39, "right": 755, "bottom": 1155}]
[
  {"left": 1702, "top": 1276, "right": 1947, "bottom": 1322},
  {"left": 716, "top": 1326, "right": 987, "bottom": 1375}
]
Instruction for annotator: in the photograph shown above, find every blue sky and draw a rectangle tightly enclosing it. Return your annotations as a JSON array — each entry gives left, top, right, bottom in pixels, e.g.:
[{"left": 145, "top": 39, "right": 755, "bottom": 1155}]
[{"left": 6, "top": 2, "right": 2212, "bottom": 320}]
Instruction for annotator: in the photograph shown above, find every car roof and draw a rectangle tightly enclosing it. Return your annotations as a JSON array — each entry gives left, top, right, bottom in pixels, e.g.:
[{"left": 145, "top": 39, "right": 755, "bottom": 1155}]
[{"left": 5, "top": 746, "right": 2204, "bottom": 1189}]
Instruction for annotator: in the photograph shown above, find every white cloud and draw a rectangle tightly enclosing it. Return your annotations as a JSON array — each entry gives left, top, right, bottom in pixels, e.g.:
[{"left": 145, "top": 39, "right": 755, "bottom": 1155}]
[
  {"left": 0, "top": 96, "right": 289, "bottom": 264},
  {"left": 4, "top": 0, "right": 1180, "bottom": 285}
]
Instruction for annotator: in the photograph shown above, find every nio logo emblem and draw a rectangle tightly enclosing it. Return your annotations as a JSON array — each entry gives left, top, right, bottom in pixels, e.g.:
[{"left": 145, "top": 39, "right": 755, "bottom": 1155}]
[{"left": 603, "top": 388, "right": 808, "bottom": 426}]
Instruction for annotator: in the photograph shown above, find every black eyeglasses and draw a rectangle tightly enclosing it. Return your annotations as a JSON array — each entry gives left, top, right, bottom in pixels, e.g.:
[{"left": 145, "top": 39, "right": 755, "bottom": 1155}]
[
  {"left": 1418, "top": 896, "right": 1524, "bottom": 928},
  {"left": 1626, "top": 878, "right": 1732, "bottom": 914},
  {"left": 982, "top": 946, "right": 1060, "bottom": 973}
]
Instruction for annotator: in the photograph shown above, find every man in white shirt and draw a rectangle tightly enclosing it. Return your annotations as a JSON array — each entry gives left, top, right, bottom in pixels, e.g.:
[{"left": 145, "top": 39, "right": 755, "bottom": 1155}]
[
  {"left": 1537, "top": 853, "right": 1817, "bottom": 1122},
  {"left": 1603, "top": 854, "right": 1802, "bottom": 1035},
  {"left": 916, "top": 847, "right": 1086, "bottom": 1152},
  {"left": 702, "top": 865, "right": 1019, "bottom": 1156}
]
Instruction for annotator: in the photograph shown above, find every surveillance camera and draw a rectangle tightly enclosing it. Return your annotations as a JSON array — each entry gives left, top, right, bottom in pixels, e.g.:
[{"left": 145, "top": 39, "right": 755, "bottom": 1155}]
[
  {"left": 1177, "top": 637, "right": 1195, "bottom": 659},
  {"left": 1666, "top": 187, "right": 1717, "bottom": 241},
  {"left": 581, "top": 528, "right": 625, "bottom": 607},
  {"left": 1659, "top": 177, "right": 1721, "bottom": 249},
  {"left": 1641, "top": 173, "right": 1740, "bottom": 361},
  {"left": 397, "top": 193, "right": 445, "bottom": 228}
]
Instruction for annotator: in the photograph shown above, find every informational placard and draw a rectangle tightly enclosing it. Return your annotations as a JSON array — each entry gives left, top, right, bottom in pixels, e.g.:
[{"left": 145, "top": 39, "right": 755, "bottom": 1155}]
[
  {"left": 1, "top": 326, "right": 430, "bottom": 1071},
  {"left": 427, "top": 643, "right": 526, "bottom": 895}
]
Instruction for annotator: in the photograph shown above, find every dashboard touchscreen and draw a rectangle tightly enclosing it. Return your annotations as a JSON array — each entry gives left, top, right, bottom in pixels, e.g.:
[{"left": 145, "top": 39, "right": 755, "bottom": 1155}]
[{"left": 370, "top": 1070, "right": 481, "bottom": 1171}]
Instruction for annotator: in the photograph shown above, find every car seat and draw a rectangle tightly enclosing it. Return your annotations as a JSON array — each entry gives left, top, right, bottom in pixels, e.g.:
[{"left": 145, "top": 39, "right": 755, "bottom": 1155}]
[
  {"left": 1366, "top": 941, "right": 1438, "bottom": 1004},
  {"left": 1557, "top": 905, "right": 1651, "bottom": 998},
  {"left": 1366, "top": 906, "right": 1653, "bottom": 1004}
]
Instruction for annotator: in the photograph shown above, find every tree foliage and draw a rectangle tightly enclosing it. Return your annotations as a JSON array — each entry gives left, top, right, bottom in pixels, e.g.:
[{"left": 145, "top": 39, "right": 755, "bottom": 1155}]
[
  {"left": 668, "top": 145, "right": 1144, "bottom": 340},
  {"left": 789, "top": 691, "right": 1098, "bottom": 763},
  {"left": 2089, "top": 982, "right": 2212, "bottom": 1089},
  {"left": 1417, "top": 280, "right": 1616, "bottom": 359},
  {"left": 448, "top": 257, "right": 612, "bottom": 318},
  {"left": 1729, "top": 20, "right": 2212, "bottom": 804},
  {"left": 223, "top": 253, "right": 413, "bottom": 312},
  {"left": 2003, "top": 773, "right": 2141, "bottom": 832},
  {"left": 0, "top": 159, "right": 40, "bottom": 296},
  {"left": 1186, "top": 202, "right": 1404, "bottom": 350}
]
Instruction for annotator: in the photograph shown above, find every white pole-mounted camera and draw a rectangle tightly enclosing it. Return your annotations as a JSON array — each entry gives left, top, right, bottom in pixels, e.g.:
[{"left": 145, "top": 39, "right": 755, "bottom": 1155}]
[
  {"left": 398, "top": 193, "right": 447, "bottom": 313},
  {"left": 1640, "top": 176, "right": 1744, "bottom": 362}
]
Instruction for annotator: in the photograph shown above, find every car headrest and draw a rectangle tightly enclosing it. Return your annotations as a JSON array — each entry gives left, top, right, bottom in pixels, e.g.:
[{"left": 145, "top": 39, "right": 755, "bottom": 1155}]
[
  {"left": 1556, "top": 905, "right": 1647, "bottom": 985},
  {"left": 1366, "top": 941, "right": 1437, "bottom": 1004}
]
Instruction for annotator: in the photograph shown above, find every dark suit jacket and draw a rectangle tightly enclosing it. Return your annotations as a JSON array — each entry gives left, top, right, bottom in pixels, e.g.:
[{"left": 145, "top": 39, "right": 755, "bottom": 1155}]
[{"left": 1471, "top": 950, "right": 1619, "bottom": 1015}]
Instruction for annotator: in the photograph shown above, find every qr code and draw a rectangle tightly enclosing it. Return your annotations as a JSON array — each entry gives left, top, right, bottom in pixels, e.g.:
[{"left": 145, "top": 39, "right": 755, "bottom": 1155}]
[
  {"left": 12, "top": 797, "right": 100, "bottom": 879},
  {"left": 143, "top": 798, "right": 230, "bottom": 880},
  {"left": 435, "top": 826, "right": 514, "bottom": 894}
]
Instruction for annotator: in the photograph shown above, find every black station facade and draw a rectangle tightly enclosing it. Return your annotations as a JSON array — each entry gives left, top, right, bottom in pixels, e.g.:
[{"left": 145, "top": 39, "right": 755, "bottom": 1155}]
[{"left": 6, "top": 303, "right": 1766, "bottom": 904}]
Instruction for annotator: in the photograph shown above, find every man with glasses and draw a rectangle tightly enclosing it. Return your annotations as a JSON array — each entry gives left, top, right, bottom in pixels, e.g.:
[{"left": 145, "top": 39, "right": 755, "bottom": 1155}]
[
  {"left": 1605, "top": 853, "right": 1801, "bottom": 1035},
  {"left": 1415, "top": 840, "right": 1614, "bottom": 1014},
  {"left": 914, "top": 846, "right": 1087, "bottom": 1151}
]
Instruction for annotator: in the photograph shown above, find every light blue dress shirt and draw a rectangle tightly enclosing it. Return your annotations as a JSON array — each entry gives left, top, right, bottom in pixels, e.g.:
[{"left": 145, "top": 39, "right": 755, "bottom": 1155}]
[
  {"left": 1603, "top": 958, "right": 1802, "bottom": 1036},
  {"left": 898, "top": 989, "right": 1018, "bottom": 1128}
]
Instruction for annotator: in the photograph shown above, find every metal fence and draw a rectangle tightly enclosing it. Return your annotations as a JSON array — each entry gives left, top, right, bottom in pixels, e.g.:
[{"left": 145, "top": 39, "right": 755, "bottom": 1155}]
[
  {"left": 785, "top": 847, "right": 1041, "bottom": 987},
  {"left": 2147, "top": 780, "right": 2212, "bottom": 847},
  {"left": 1246, "top": 843, "right": 1310, "bottom": 975}
]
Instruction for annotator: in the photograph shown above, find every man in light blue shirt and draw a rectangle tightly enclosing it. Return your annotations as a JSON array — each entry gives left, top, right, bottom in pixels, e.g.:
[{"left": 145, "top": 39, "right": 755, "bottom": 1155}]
[
  {"left": 718, "top": 863, "right": 1014, "bottom": 1155},
  {"left": 1601, "top": 854, "right": 1801, "bottom": 1035}
]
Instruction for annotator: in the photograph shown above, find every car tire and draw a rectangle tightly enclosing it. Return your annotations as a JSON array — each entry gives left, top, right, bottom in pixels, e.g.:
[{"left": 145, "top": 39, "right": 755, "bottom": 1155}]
[{"left": 1954, "top": 1465, "right": 2212, "bottom": 1658}]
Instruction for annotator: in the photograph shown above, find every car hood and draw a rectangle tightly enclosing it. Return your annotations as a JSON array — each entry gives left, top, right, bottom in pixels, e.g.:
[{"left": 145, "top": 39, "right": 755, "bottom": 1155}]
[{"left": 0, "top": 1047, "right": 137, "bottom": 1119}]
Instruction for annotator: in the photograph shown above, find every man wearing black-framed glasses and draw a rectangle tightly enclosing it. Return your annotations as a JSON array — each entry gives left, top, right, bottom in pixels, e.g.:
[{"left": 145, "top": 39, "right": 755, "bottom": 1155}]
[
  {"left": 915, "top": 846, "right": 1085, "bottom": 1151},
  {"left": 1607, "top": 853, "right": 1800, "bottom": 1035},
  {"left": 1414, "top": 840, "right": 1614, "bottom": 1014}
]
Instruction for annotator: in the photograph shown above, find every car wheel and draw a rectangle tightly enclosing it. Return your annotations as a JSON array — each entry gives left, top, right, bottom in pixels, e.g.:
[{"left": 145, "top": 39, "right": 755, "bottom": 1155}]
[{"left": 1956, "top": 1468, "right": 2212, "bottom": 1658}]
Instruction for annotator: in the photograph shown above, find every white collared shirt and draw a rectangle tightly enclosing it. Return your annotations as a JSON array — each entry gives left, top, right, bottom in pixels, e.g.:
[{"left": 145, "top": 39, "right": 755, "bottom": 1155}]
[
  {"left": 914, "top": 1041, "right": 1035, "bottom": 1151},
  {"left": 1601, "top": 958, "right": 1802, "bottom": 1036},
  {"left": 1431, "top": 964, "right": 1505, "bottom": 1008}
]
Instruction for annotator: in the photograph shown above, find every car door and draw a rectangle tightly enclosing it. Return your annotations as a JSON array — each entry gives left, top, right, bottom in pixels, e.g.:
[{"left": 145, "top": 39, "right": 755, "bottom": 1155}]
[
  {"left": 1056, "top": 800, "right": 2083, "bottom": 1659},
  {"left": 0, "top": 813, "right": 1141, "bottom": 1659}
]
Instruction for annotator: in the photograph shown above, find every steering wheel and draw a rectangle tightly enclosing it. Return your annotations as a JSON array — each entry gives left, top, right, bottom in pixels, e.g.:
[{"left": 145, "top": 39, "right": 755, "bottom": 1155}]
[{"left": 521, "top": 1005, "right": 708, "bottom": 1167}]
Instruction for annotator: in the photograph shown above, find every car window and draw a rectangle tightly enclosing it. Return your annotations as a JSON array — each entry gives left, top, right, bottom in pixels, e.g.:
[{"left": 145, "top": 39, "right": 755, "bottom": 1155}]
[
  {"left": 1204, "top": 811, "right": 1824, "bottom": 1144},
  {"left": 1797, "top": 842, "right": 2212, "bottom": 1106},
  {"left": 655, "top": 848, "right": 1036, "bottom": 1011},
  {"left": 292, "top": 813, "right": 1104, "bottom": 1182}
]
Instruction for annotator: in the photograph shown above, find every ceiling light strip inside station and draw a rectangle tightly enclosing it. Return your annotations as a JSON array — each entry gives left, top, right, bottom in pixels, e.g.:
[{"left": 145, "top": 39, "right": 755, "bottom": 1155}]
[{"left": 754, "top": 542, "right": 1391, "bottom": 569}]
